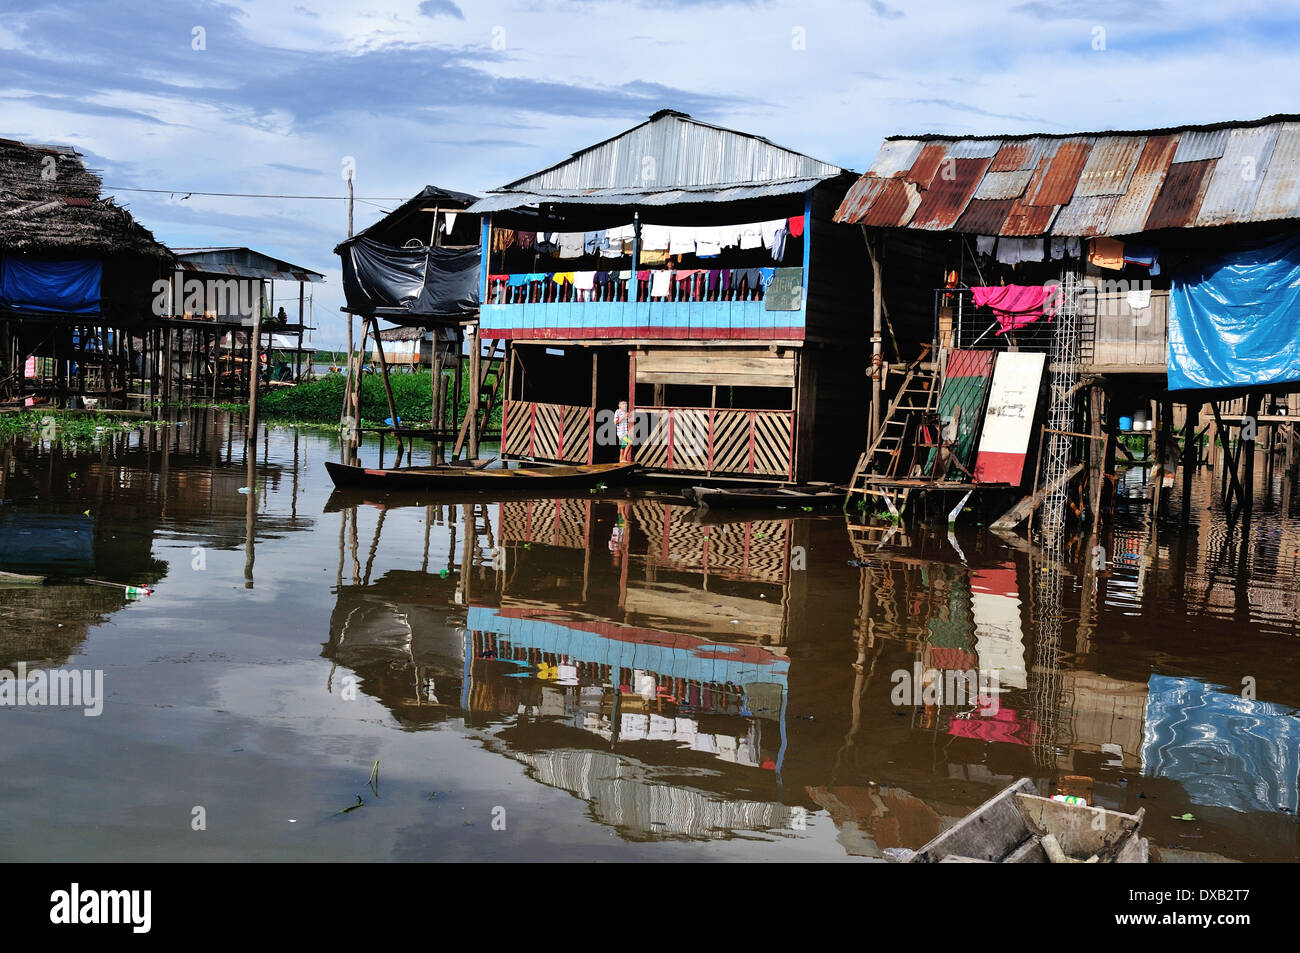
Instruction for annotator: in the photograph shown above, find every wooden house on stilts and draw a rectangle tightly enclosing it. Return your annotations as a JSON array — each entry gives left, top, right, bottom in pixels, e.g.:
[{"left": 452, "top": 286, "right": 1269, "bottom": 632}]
[
  {"left": 467, "top": 110, "right": 866, "bottom": 484},
  {"left": 0, "top": 138, "right": 172, "bottom": 408},
  {"left": 834, "top": 114, "right": 1300, "bottom": 530}
]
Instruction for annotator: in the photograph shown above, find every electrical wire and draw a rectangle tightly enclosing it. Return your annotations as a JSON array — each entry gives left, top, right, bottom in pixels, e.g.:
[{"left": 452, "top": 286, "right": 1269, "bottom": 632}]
[{"left": 103, "top": 186, "right": 408, "bottom": 201}]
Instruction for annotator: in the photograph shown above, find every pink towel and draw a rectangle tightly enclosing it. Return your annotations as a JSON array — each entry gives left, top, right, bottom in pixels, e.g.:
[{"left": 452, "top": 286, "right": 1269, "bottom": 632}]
[{"left": 971, "top": 284, "right": 1060, "bottom": 334}]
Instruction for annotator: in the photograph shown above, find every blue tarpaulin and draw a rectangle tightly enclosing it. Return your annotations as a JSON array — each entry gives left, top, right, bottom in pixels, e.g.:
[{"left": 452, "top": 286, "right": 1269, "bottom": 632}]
[
  {"left": 1168, "top": 233, "right": 1300, "bottom": 389},
  {"left": 0, "top": 257, "right": 102, "bottom": 314}
]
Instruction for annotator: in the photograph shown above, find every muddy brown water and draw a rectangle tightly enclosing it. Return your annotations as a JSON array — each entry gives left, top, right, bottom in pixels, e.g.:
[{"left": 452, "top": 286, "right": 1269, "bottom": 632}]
[{"left": 0, "top": 410, "right": 1296, "bottom": 862}]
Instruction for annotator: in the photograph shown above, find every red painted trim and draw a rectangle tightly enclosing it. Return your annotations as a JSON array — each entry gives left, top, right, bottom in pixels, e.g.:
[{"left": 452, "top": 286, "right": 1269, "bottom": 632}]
[
  {"left": 707, "top": 409, "right": 715, "bottom": 473},
  {"left": 527, "top": 401, "right": 536, "bottom": 457},
  {"left": 666, "top": 410, "right": 675, "bottom": 469}
]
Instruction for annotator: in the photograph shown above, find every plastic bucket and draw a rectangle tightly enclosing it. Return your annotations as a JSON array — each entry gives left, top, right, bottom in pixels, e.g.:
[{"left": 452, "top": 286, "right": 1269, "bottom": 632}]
[{"left": 1119, "top": 415, "right": 1133, "bottom": 432}]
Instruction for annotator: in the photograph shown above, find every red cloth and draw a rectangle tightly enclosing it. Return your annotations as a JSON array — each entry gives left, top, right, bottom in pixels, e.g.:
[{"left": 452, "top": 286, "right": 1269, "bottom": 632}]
[
  {"left": 787, "top": 215, "right": 805, "bottom": 238},
  {"left": 971, "top": 284, "right": 1060, "bottom": 334}
]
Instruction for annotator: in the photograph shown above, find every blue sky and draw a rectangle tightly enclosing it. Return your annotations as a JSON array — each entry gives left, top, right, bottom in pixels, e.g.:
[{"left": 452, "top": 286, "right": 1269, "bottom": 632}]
[{"left": 2, "top": 0, "right": 1297, "bottom": 347}]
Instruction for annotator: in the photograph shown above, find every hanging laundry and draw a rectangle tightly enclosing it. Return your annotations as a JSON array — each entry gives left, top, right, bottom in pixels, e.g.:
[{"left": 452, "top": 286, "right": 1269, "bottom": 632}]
[
  {"left": 759, "top": 267, "right": 776, "bottom": 289},
  {"left": 640, "top": 223, "right": 671, "bottom": 250},
  {"left": 787, "top": 215, "right": 805, "bottom": 238},
  {"left": 573, "top": 271, "right": 596, "bottom": 292},
  {"left": 535, "top": 231, "right": 559, "bottom": 253},
  {"left": 1123, "top": 242, "right": 1159, "bottom": 270},
  {"left": 557, "top": 232, "right": 585, "bottom": 258},
  {"left": 583, "top": 231, "right": 605, "bottom": 255},
  {"left": 996, "top": 237, "right": 1045, "bottom": 265},
  {"left": 770, "top": 225, "right": 789, "bottom": 263},
  {"left": 491, "top": 228, "right": 515, "bottom": 253},
  {"left": 1088, "top": 236, "right": 1126, "bottom": 271},
  {"left": 639, "top": 248, "right": 668, "bottom": 267},
  {"left": 739, "top": 224, "right": 763, "bottom": 250},
  {"left": 759, "top": 219, "right": 785, "bottom": 249},
  {"left": 442, "top": 212, "right": 457, "bottom": 234},
  {"left": 976, "top": 235, "right": 997, "bottom": 257},
  {"left": 668, "top": 226, "right": 696, "bottom": 256},
  {"left": 1127, "top": 287, "right": 1152, "bottom": 310},
  {"left": 552, "top": 271, "right": 575, "bottom": 286},
  {"left": 601, "top": 225, "right": 631, "bottom": 257},
  {"left": 716, "top": 224, "right": 743, "bottom": 248},
  {"left": 515, "top": 231, "right": 535, "bottom": 250},
  {"left": 694, "top": 226, "right": 722, "bottom": 258},
  {"left": 971, "top": 284, "right": 1062, "bottom": 334},
  {"left": 650, "top": 270, "right": 673, "bottom": 298}
]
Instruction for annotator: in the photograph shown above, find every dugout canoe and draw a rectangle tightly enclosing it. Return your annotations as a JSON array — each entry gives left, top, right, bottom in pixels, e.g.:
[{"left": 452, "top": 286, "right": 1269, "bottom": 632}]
[{"left": 325, "top": 460, "right": 638, "bottom": 491}]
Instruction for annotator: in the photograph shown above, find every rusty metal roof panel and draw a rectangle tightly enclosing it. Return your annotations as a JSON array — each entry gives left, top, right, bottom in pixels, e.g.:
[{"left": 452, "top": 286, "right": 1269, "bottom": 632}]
[
  {"left": 1248, "top": 121, "right": 1300, "bottom": 222},
  {"left": 1104, "top": 134, "right": 1179, "bottom": 235},
  {"left": 972, "top": 169, "right": 1034, "bottom": 200},
  {"left": 1172, "top": 127, "right": 1230, "bottom": 163},
  {"left": 946, "top": 138, "right": 1002, "bottom": 159},
  {"left": 856, "top": 177, "right": 924, "bottom": 227},
  {"left": 1074, "top": 135, "right": 1145, "bottom": 197},
  {"left": 1050, "top": 194, "right": 1120, "bottom": 236},
  {"left": 988, "top": 141, "right": 1032, "bottom": 172},
  {"left": 953, "top": 198, "right": 1015, "bottom": 235},
  {"left": 1196, "top": 124, "right": 1282, "bottom": 226},
  {"left": 905, "top": 142, "right": 949, "bottom": 189},
  {"left": 833, "top": 174, "right": 889, "bottom": 223},
  {"left": 1001, "top": 196, "right": 1058, "bottom": 236},
  {"left": 909, "top": 156, "right": 992, "bottom": 229},
  {"left": 868, "top": 139, "right": 925, "bottom": 177},
  {"left": 1023, "top": 138, "right": 1092, "bottom": 206},
  {"left": 1144, "top": 158, "right": 1216, "bottom": 230}
]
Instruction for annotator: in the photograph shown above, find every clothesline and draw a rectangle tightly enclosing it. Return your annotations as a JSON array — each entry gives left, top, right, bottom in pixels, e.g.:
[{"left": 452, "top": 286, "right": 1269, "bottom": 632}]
[{"left": 490, "top": 216, "right": 804, "bottom": 263}]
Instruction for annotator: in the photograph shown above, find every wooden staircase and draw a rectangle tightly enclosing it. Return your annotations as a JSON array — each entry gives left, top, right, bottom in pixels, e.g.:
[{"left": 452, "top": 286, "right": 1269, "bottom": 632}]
[{"left": 846, "top": 348, "right": 940, "bottom": 518}]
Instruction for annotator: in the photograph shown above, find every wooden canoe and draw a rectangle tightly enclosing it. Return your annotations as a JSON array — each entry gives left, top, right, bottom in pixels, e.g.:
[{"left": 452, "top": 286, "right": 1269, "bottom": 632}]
[
  {"left": 893, "top": 778, "right": 1148, "bottom": 863},
  {"left": 683, "top": 485, "right": 846, "bottom": 510},
  {"left": 325, "top": 460, "right": 638, "bottom": 491}
]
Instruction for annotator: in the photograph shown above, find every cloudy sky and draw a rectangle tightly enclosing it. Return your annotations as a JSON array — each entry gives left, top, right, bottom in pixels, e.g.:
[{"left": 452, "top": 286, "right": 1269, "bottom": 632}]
[{"left": 3, "top": 0, "right": 1296, "bottom": 347}]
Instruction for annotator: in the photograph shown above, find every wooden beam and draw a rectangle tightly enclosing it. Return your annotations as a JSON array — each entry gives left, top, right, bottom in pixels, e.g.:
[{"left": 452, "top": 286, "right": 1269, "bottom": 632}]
[{"left": 991, "top": 462, "right": 1085, "bottom": 530}]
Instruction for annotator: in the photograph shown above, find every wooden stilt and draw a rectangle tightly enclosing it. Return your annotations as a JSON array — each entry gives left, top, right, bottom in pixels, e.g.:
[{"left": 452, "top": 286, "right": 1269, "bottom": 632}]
[{"left": 1181, "top": 400, "right": 1200, "bottom": 522}]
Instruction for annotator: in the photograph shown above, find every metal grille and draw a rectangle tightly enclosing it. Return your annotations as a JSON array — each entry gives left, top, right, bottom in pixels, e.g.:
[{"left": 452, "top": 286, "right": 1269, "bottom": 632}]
[
  {"left": 1040, "top": 273, "right": 1086, "bottom": 536},
  {"left": 937, "top": 287, "right": 1095, "bottom": 367}
]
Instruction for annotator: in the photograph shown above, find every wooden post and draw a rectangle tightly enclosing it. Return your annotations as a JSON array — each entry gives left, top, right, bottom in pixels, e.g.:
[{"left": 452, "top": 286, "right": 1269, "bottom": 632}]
[
  {"left": 1242, "top": 392, "right": 1261, "bottom": 518},
  {"left": 1181, "top": 400, "right": 1200, "bottom": 523},
  {"left": 865, "top": 229, "right": 884, "bottom": 446},
  {"left": 453, "top": 328, "right": 464, "bottom": 444},
  {"left": 468, "top": 325, "right": 482, "bottom": 460},
  {"left": 1087, "top": 383, "right": 1106, "bottom": 524},
  {"left": 589, "top": 348, "right": 599, "bottom": 464},
  {"left": 246, "top": 298, "right": 263, "bottom": 448},
  {"left": 369, "top": 316, "right": 400, "bottom": 439}
]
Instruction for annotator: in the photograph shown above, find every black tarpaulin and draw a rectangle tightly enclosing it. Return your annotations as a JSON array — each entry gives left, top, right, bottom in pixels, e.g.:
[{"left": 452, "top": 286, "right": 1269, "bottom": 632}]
[{"left": 340, "top": 237, "right": 480, "bottom": 323}]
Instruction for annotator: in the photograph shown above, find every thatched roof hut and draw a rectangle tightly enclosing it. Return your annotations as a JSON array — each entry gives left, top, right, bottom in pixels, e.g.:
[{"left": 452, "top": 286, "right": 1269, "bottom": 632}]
[
  {"left": 0, "top": 138, "right": 171, "bottom": 262},
  {"left": 1, "top": 138, "right": 172, "bottom": 327}
]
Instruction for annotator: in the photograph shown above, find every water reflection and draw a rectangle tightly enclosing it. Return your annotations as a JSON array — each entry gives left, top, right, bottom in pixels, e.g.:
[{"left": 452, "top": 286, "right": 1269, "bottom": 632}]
[{"left": 3, "top": 417, "right": 1299, "bottom": 861}]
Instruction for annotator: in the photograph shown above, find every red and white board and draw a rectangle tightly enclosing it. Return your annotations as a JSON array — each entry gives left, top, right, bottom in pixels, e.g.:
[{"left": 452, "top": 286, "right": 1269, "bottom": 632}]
[{"left": 973, "top": 352, "right": 1045, "bottom": 485}]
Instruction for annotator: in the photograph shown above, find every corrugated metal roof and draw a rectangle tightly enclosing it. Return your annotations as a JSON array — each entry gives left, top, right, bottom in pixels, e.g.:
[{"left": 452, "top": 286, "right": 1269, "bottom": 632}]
[
  {"left": 861, "top": 178, "right": 922, "bottom": 227},
  {"left": 471, "top": 111, "right": 845, "bottom": 212},
  {"left": 972, "top": 169, "right": 1035, "bottom": 200},
  {"left": 1024, "top": 138, "right": 1092, "bottom": 206},
  {"left": 908, "top": 157, "right": 991, "bottom": 229},
  {"left": 833, "top": 175, "right": 890, "bottom": 224},
  {"left": 173, "top": 247, "right": 326, "bottom": 282},
  {"left": 468, "top": 177, "right": 828, "bottom": 212},
  {"left": 1195, "top": 124, "right": 1281, "bottom": 226},
  {"left": 1144, "top": 158, "right": 1216, "bottom": 230},
  {"left": 1105, "top": 134, "right": 1179, "bottom": 235},
  {"left": 1051, "top": 194, "right": 1120, "bottom": 237},
  {"left": 905, "top": 142, "right": 949, "bottom": 189},
  {"left": 953, "top": 198, "right": 1014, "bottom": 234},
  {"left": 1249, "top": 122, "right": 1300, "bottom": 223},
  {"left": 1074, "top": 135, "right": 1145, "bottom": 197},
  {"left": 1172, "top": 128, "right": 1230, "bottom": 163},
  {"left": 835, "top": 115, "right": 1300, "bottom": 235},
  {"left": 868, "top": 139, "right": 925, "bottom": 177}
]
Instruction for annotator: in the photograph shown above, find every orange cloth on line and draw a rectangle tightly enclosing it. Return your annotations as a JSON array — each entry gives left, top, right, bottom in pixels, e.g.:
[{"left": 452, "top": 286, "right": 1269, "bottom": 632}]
[
  {"left": 1089, "top": 237, "right": 1126, "bottom": 271},
  {"left": 491, "top": 228, "right": 516, "bottom": 252}
]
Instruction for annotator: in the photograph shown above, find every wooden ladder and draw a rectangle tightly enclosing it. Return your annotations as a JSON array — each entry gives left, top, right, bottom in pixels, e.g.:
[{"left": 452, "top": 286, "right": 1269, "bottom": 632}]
[
  {"left": 846, "top": 348, "right": 939, "bottom": 513},
  {"left": 453, "top": 338, "right": 504, "bottom": 458}
]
